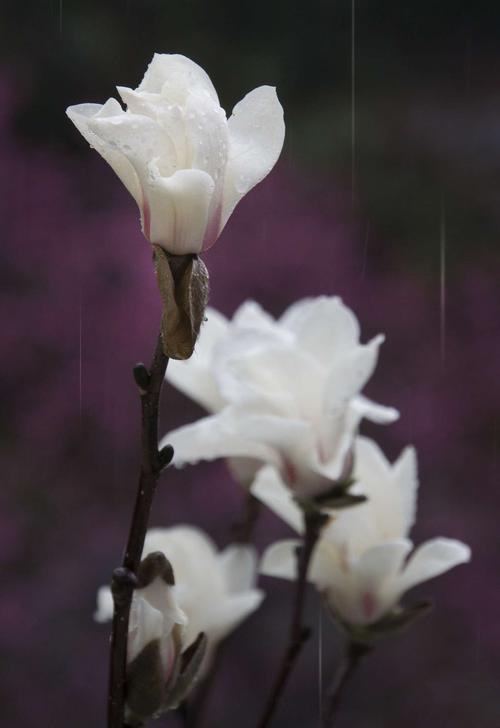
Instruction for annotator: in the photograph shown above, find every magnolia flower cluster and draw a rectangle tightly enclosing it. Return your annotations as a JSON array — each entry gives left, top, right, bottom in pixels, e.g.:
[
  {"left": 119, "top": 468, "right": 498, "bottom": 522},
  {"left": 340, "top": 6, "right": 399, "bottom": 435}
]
[
  {"left": 163, "top": 296, "right": 398, "bottom": 496},
  {"left": 67, "top": 53, "right": 285, "bottom": 255},
  {"left": 164, "top": 296, "right": 470, "bottom": 631}
]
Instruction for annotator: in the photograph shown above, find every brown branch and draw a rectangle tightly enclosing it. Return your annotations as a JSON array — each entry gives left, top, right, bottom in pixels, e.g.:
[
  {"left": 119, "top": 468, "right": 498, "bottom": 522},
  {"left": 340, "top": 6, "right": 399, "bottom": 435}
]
[
  {"left": 256, "top": 510, "right": 327, "bottom": 728},
  {"left": 322, "top": 640, "right": 371, "bottom": 727},
  {"left": 107, "top": 330, "right": 171, "bottom": 728}
]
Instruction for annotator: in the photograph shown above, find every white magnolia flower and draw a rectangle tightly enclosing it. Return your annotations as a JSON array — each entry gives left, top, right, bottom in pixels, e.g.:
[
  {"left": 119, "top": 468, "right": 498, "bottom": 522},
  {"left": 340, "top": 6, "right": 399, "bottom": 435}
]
[
  {"left": 96, "top": 525, "right": 264, "bottom": 659},
  {"left": 67, "top": 53, "right": 285, "bottom": 254},
  {"left": 257, "top": 437, "right": 471, "bottom": 626},
  {"left": 163, "top": 297, "right": 399, "bottom": 497}
]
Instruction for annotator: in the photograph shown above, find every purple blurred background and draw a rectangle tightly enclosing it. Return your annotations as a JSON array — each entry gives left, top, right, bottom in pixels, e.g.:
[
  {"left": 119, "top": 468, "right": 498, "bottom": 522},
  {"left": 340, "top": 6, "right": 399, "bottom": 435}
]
[{"left": 2, "top": 2, "right": 500, "bottom": 726}]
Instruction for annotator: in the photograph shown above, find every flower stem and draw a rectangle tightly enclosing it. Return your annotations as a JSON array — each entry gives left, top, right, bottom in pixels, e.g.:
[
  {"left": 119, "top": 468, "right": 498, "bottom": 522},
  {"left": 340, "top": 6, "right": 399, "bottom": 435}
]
[
  {"left": 322, "top": 640, "right": 371, "bottom": 727},
  {"left": 107, "top": 330, "right": 170, "bottom": 728},
  {"left": 256, "top": 510, "right": 326, "bottom": 728},
  {"left": 230, "top": 491, "right": 261, "bottom": 544}
]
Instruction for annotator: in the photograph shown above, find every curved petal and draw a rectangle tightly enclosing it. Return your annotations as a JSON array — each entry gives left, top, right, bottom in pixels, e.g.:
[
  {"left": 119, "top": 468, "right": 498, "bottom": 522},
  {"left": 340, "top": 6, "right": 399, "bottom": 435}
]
[
  {"left": 260, "top": 540, "right": 299, "bottom": 581},
  {"left": 183, "top": 90, "right": 228, "bottom": 247},
  {"left": 324, "top": 335, "right": 385, "bottom": 414},
  {"left": 398, "top": 538, "right": 471, "bottom": 594},
  {"left": 392, "top": 446, "right": 418, "bottom": 532},
  {"left": 232, "top": 300, "right": 280, "bottom": 333},
  {"left": 94, "top": 585, "right": 113, "bottom": 623},
  {"left": 166, "top": 307, "right": 229, "bottom": 413},
  {"left": 161, "top": 411, "right": 280, "bottom": 468},
  {"left": 250, "top": 465, "right": 303, "bottom": 534},
  {"left": 350, "top": 395, "right": 399, "bottom": 424},
  {"left": 88, "top": 111, "right": 176, "bottom": 184},
  {"left": 66, "top": 100, "right": 142, "bottom": 204},
  {"left": 354, "top": 539, "right": 413, "bottom": 587},
  {"left": 208, "top": 590, "right": 265, "bottom": 643},
  {"left": 128, "top": 594, "right": 164, "bottom": 664},
  {"left": 147, "top": 167, "right": 215, "bottom": 253},
  {"left": 217, "top": 545, "right": 259, "bottom": 593},
  {"left": 137, "top": 53, "right": 219, "bottom": 104},
  {"left": 221, "top": 86, "right": 285, "bottom": 232},
  {"left": 280, "top": 297, "right": 361, "bottom": 367}
]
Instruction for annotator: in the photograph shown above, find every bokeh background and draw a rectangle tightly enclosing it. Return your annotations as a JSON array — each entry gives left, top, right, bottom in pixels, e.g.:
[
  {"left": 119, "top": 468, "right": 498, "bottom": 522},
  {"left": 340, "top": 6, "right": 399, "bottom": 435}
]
[{"left": 1, "top": 2, "right": 499, "bottom": 726}]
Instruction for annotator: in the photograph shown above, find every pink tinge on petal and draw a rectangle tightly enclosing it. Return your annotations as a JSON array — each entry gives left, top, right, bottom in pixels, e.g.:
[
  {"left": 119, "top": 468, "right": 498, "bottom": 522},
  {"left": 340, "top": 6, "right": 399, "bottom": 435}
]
[
  {"left": 361, "top": 592, "right": 377, "bottom": 620},
  {"left": 283, "top": 459, "right": 297, "bottom": 487},
  {"left": 202, "top": 202, "right": 222, "bottom": 251},
  {"left": 142, "top": 198, "right": 151, "bottom": 241}
]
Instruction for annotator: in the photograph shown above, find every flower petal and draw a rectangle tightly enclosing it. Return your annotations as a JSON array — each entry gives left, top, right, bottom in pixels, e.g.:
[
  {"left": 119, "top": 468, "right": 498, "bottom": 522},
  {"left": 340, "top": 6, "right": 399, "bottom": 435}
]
[
  {"left": 398, "top": 538, "right": 471, "bottom": 593},
  {"left": 325, "top": 335, "right": 385, "bottom": 413},
  {"left": 280, "top": 297, "right": 361, "bottom": 367},
  {"left": 66, "top": 100, "right": 142, "bottom": 204},
  {"left": 161, "top": 410, "right": 280, "bottom": 468},
  {"left": 250, "top": 465, "right": 303, "bottom": 533},
  {"left": 166, "top": 307, "right": 229, "bottom": 413},
  {"left": 217, "top": 544, "right": 259, "bottom": 593},
  {"left": 137, "top": 53, "right": 219, "bottom": 103},
  {"left": 350, "top": 395, "right": 399, "bottom": 424},
  {"left": 128, "top": 593, "right": 164, "bottom": 664},
  {"left": 221, "top": 86, "right": 285, "bottom": 232},
  {"left": 208, "top": 590, "right": 265, "bottom": 644},
  {"left": 146, "top": 167, "right": 215, "bottom": 253},
  {"left": 94, "top": 586, "right": 113, "bottom": 623},
  {"left": 260, "top": 540, "right": 299, "bottom": 581}
]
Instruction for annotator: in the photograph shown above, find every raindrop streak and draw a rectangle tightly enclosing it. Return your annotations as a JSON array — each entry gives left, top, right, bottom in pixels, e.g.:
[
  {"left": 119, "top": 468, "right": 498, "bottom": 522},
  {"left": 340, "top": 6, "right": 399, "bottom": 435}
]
[
  {"left": 351, "top": 0, "right": 356, "bottom": 207},
  {"left": 79, "top": 285, "right": 83, "bottom": 424},
  {"left": 440, "top": 201, "right": 446, "bottom": 370},
  {"left": 59, "top": 0, "right": 63, "bottom": 35},
  {"left": 318, "top": 603, "right": 323, "bottom": 725}
]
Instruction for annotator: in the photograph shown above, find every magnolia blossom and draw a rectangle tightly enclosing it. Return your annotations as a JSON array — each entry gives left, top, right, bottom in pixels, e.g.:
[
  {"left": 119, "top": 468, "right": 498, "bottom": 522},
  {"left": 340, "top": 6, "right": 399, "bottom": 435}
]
[
  {"left": 257, "top": 437, "right": 471, "bottom": 626},
  {"left": 162, "top": 297, "right": 399, "bottom": 497},
  {"left": 96, "top": 525, "right": 264, "bottom": 659},
  {"left": 67, "top": 53, "right": 285, "bottom": 254}
]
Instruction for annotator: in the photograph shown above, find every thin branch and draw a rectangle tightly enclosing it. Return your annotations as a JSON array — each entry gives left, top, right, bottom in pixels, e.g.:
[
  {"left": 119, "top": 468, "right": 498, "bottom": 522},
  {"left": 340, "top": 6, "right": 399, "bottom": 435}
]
[
  {"left": 107, "top": 331, "right": 171, "bottom": 728},
  {"left": 256, "top": 510, "right": 326, "bottom": 728},
  {"left": 322, "top": 640, "right": 371, "bottom": 727}
]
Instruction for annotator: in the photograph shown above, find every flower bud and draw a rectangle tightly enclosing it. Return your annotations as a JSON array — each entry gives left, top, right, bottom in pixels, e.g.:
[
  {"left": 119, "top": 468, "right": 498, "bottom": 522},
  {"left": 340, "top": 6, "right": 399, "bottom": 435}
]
[
  {"left": 124, "top": 552, "right": 207, "bottom": 725},
  {"left": 153, "top": 246, "right": 209, "bottom": 360}
]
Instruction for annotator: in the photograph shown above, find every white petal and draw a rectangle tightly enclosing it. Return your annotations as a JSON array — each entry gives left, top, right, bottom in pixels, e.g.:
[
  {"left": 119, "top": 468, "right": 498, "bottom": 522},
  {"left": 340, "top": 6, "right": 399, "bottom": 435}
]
[
  {"left": 137, "top": 53, "right": 219, "bottom": 103},
  {"left": 161, "top": 410, "right": 279, "bottom": 468},
  {"left": 250, "top": 465, "right": 303, "bottom": 533},
  {"left": 128, "top": 594, "right": 164, "bottom": 664},
  {"left": 88, "top": 111, "right": 176, "bottom": 184},
  {"left": 214, "top": 342, "right": 323, "bottom": 419},
  {"left": 392, "top": 446, "right": 419, "bottom": 532},
  {"left": 260, "top": 540, "right": 299, "bottom": 581},
  {"left": 208, "top": 590, "right": 265, "bottom": 643},
  {"left": 354, "top": 539, "right": 413, "bottom": 587},
  {"left": 165, "top": 307, "right": 229, "bottom": 413},
  {"left": 350, "top": 395, "right": 399, "bottom": 424},
  {"left": 398, "top": 538, "right": 471, "bottom": 594},
  {"left": 146, "top": 167, "right": 215, "bottom": 253},
  {"left": 221, "top": 86, "right": 285, "bottom": 232},
  {"left": 280, "top": 297, "right": 361, "bottom": 367},
  {"left": 325, "top": 335, "right": 385, "bottom": 414},
  {"left": 232, "top": 300, "right": 281, "bottom": 334},
  {"left": 217, "top": 544, "right": 259, "bottom": 593},
  {"left": 66, "top": 101, "right": 142, "bottom": 204},
  {"left": 354, "top": 436, "right": 393, "bottom": 485},
  {"left": 182, "top": 91, "right": 228, "bottom": 247},
  {"left": 94, "top": 586, "right": 113, "bottom": 623}
]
